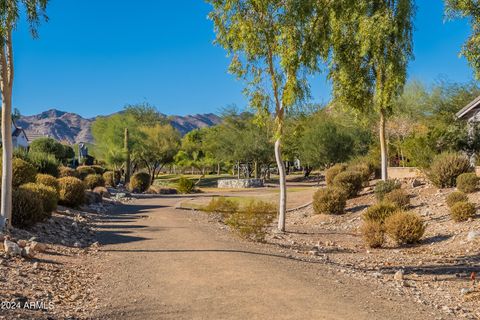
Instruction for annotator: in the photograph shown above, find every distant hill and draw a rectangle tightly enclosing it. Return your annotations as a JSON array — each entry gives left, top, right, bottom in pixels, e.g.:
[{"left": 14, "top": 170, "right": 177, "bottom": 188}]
[{"left": 17, "top": 109, "right": 222, "bottom": 144}]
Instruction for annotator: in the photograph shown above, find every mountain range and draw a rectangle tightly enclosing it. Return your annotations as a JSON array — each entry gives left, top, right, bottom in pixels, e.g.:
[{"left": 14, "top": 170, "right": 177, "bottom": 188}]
[{"left": 16, "top": 109, "right": 222, "bottom": 144}]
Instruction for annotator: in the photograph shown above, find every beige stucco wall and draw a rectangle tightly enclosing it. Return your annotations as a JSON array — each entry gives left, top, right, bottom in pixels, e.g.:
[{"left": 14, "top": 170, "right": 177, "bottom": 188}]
[{"left": 387, "top": 167, "right": 423, "bottom": 179}]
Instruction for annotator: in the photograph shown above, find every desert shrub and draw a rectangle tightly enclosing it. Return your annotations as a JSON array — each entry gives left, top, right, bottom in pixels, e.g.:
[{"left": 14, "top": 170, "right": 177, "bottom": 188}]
[
  {"left": 57, "top": 177, "right": 85, "bottom": 207},
  {"left": 361, "top": 221, "right": 385, "bottom": 248},
  {"left": 312, "top": 187, "right": 347, "bottom": 215},
  {"left": 450, "top": 201, "right": 476, "bottom": 222},
  {"left": 384, "top": 211, "right": 426, "bottom": 245},
  {"left": 20, "top": 183, "right": 58, "bottom": 218},
  {"left": 427, "top": 152, "right": 472, "bottom": 188},
  {"left": 177, "top": 177, "right": 195, "bottom": 194},
  {"left": 90, "top": 165, "right": 106, "bottom": 174},
  {"left": 29, "top": 137, "right": 65, "bottom": 160},
  {"left": 103, "top": 171, "right": 116, "bottom": 187},
  {"left": 59, "top": 166, "right": 78, "bottom": 178},
  {"left": 11, "top": 188, "right": 44, "bottom": 228},
  {"left": 129, "top": 172, "right": 151, "bottom": 193},
  {"left": 363, "top": 202, "right": 399, "bottom": 223},
  {"left": 76, "top": 166, "right": 96, "bottom": 180},
  {"left": 93, "top": 186, "right": 110, "bottom": 198},
  {"left": 446, "top": 191, "right": 468, "bottom": 208},
  {"left": 325, "top": 164, "right": 347, "bottom": 185},
  {"left": 225, "top": 201, "right": 276, "bottom": 241},
  {"left": 203, "top": 197, "right": 239, "bottom": 220},
  {"left": 348, "top": 163, "right": 373, "bottom": 184},
  {"left": 11, "top": 158, "right": 37, "bottom": 187},
  {"left": 146, "top": 185, "right": 177, "bottom": 194},
  {"left": 332, "top": 171, "right": 363, "bottom": 198},
  {"left": 83, "top": 174, "right": 105, "bottom": 190},
  {"left": 456, "top": 173, "right": 479, "bottom": 193},
  {"left": 383, "top": 189, "right": 410, "bottom": 209},
  {"left": 374, "top": 179, "right": 401, "bottom": 201},
  {"left": 35, "top": 173, "right": 60, "bottom": 192},
  {"left": 27, "top": 152, "right": 60, "bottom": 177}
]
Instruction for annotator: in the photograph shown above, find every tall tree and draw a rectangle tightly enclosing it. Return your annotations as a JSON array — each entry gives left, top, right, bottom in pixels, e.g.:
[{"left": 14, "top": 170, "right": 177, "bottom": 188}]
[
  {"left": 329, "top": 0, "right": 415, "bottom": 180},
  {"left": 208, "top": 0, "right": 329, "bottom": 231},
  {"left": 0, "top": 0, "right": 49, "bottom": 230}
]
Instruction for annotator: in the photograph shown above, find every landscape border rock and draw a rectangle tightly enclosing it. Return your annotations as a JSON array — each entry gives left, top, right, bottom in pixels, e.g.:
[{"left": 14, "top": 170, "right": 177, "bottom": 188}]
[{"left": 217, "top": 178, "right": 264, "bottom": 189}]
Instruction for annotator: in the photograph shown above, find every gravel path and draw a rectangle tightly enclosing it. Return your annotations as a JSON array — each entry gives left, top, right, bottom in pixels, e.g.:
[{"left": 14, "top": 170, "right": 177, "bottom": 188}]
[{"left": 92, "top": 196, "right": 445, "bottom": 320}]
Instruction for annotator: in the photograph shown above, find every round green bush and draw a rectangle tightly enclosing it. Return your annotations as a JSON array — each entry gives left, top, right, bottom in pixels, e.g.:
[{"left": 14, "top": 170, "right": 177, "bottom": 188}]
[
  {"left": 450, "top": 201, "right": 476, "bottom": 222},
  {"left": 446, "top": 191, "right": 468, "bottom": 208},
  {"left": 90, "top": 165, "right": 106, "bottom": 174},
  {"left": 313, "top": 187, "right": 347, "bottom": 215},
  {"left": 59, "top": 166, "right": 78, "bottom": 178},
  {"left": 27, "top": 152, "right": 60, "bottom": 177},
  {"left": 129, "top": 172, "right": 151, "bottom": 193},
  {"left": 427, "top": 152, "right": 472, "bottom": 188},
  {"left": 325, "top": 164, "right": 347, "bottom": 186},
  {"left": 456, "top": 172, "right": 479, "bottom": 193},
  {"left": 76, "top": 166, "right": 96, "bottom": 180},
  {"left": 58, "top": 176, "right": 86, "bottom": 207},
  {"left": 103, "top": 171, "right": 120, "bottom": 187},
  {"left": 83, "top": 174, "right": 105, "bottom": 190},
  {"left": 361, "top": 220, "right": 385, "bottom": 248},
  {"left": 363, "top": 202, "right": 398, "bottom": 223},
  {"left": 332, "top": 171, "right": 363, "bottom": 198},
  {"left": 20, "top": 183, "right": 58, "bottom": 218},
  {"left": 383, "top": 189, "right": 410, "bottom": 209},
  {"left": 374, "top": 179, "right": 401, "bottom": 201},
  {"left": 177, "top": 177, "right": 195, "bottom": 194},
  {"left": 11, "top": 158, "right": 37, "bottom": 187},
  {"left": 11, "top": 188, "right": 44, "bottom": 228},
  {"left": 36, "top": 173, "right": 60, "bottom": 192},
  {"left": 384, "top": 211, "right": 426, "bottom": 245}
]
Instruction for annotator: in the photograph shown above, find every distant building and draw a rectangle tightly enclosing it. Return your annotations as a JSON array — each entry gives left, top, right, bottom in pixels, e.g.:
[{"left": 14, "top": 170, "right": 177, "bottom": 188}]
[{"left": 0, "top": 120, "right": 29, "bottom": 149}]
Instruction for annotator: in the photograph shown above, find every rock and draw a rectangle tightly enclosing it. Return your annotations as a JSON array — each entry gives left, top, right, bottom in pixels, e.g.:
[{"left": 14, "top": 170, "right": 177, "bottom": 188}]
[
  {"left": 21, "top": 246, "right": 35, "bottom": 259},
  {"left": 411, "top": 179, "right": 422, "bottom": 188},
  {"left": 0, "top": 233, "right": 5, "bottom": 242},
  {"left": 85, "top": 191, "right": 102, "bottom": 204},
  {"left": 394, "top": 270, "right": 404, "bottom": 281},
  {"left": 93, "top": 186, "right": 111, "bottom": 198},
  {"left": 467, "top": 231, "right": 480, "bottom": 242},
  {"left": 73, "top": 241, "right": 82, "bottom": 248},
  {"left": 17, "top": 240, "right": 27, "bottom": 248},
  {"left": 461, "top": 288, "right": 472, "bottom": 295},
  {"left": 32, "top": 262, "right": 39, "bottom": 269},
  {"left": 4, "top": 239, "right": 21, "bottom": 256},
  {"left": 71, "top": 222, "right": 78, "bottom": 229},
  {"left": 28, "top": 236, "right": 37, "bottom": 242},
  {"left": 30, "top": 241, "right": 47, "bottom": 253}
]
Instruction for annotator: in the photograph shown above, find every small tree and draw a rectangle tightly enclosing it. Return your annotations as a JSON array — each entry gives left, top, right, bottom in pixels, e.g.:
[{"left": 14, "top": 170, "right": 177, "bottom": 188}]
[{"left": 0, "top": 0, "right": 49, "bottom": 229}]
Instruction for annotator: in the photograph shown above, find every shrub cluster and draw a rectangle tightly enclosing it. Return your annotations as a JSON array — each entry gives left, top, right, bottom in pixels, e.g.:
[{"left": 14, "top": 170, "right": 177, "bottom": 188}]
[
  {"left": 76, "top": 166, "right": 96, "bottom": 180},
  {"left": 59, "top": 166, "right": 78, "bottom": 178},
  {"left": 11, "top": 158, "right": 37, "bottom": 187},
  {"left": 129, "top": 172, "right": 151, "bottom": 193},
  {"left": 90, "top": 165, "right": 106, "bottom": 174},
  {"left": 363, "top": 202, "right": 398, "bottom": 223},
  {"left": 313, "top": 187, "right": 347, "bottom": 215},
  {"left": 450, "top": 201, "right": 476, "bottom": 222},
  {"left": 456, "top": 173, "right": 479, "bottom": 193},
  {"left": 374, "top": 179, "right": 401, "bottom": 201},
  {"left": 84, "top": 174, "right": 105, "bottom": 190},
  {"left": 427, "top": 152, "right": 472, "bottom": 188},
  {"left": 446, "top": 191, "right": 468, "bottom": 208},
  {"left": 20, "top": 183, "right": 58, "bottom": 217},
  {"left": 225, "top": 201, "right": 277, "bottom": 241},
  {"left": 58, "top": 176, "right": 85, "bottom": 207},
  {"left": 332, "top": 171, "right": 363, "bottom": 198},
  {"left": 384, "top": 211, "right": 426, "bottom": 245},
  {"left": 177, "top": 177, "right": 195, "bottom": 194},
  {"left": 383, "top": 189, "right": 410, "bottom": 209},
  {"left": 203, "top": 197, "right": 239, "bottom": 220},
  {"left": 28, "top": 152, "right": 60, "bottom": 177},
  {"left": 11, "top": 188, "right": 44, "bottom": 228},
  {"left": 103, "top": 171, "right": 119, "bottom": 187},
  {"left": 361, "top": 221, "right": 384, "bottom": 248},
  {"left": 36, "top": 173, "right": 60, "bottom": 191},
  {"left": 325, "top": 164, "right": 347, "bottom": 185}
]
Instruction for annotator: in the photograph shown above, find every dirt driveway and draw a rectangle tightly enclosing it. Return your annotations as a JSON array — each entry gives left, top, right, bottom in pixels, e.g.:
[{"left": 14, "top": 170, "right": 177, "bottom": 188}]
[{"left": 92, "top": 195, "right": 446, "bottom": 320}]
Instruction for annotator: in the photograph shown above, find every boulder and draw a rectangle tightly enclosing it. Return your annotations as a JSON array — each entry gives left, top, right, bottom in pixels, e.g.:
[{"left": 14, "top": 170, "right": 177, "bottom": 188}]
[
  {"left": 30, "top": 241, "right": 47, "bottom": 253},
  {"left": 394, "top": 270, "right": 404, "bottom": 281},
  {"left": 93, "top": 186, "right": 111, "bottom": 198},
  {"left": 4, "top": 239, "right": 21, "bottom": 256},
  {"left": 85, "top": 191, "right": 102, "bottom": 204},
  {"left": 21, "top": 246, "right": 35, "bottom": 259},
  {"left": 467, "top": 231, "right": 480, "bottom": 242},
  {"left": 17, "top": 240, "right": 27, "bottom": 248}
]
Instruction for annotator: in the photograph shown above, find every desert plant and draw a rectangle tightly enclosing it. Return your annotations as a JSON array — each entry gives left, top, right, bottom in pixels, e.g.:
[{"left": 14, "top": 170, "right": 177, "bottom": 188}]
[
  {"left": 332, "top": 171, "right": 363, "bottom": 198},
  {"left": 83, "top": 174, "right": 105, "bottom": 190},
  {"left": 76, "top": 166, "right": 96, "bottom": 180},
  {"left": 361, "top": 220, "right": 385, "bottom": 248},
  {"left": 348, "top": 163, "right": 373, "bottom": 184},
  {"left": 427, "top": 152, "right": 472, "bottom": 188},
  {"left": 225, "top": 200, "right": 277, "bottom": 241},
  {"left": 103, "top": 171, "right": 118, "bottom": 187},
  {"left": 27, "top": 152, "right": 60, "bottom": 177},
  {"left": 363, "top": 202, "right": 399, "bottom": 223},
  {"left": 93, "top": 186, "right": 110, "bottom": 198},
  {"left": 374, "top": 179, "right": 401, "bottom": 200},
  {"left": 20, "top": 183, "right": 58, "bottom": 218},
  {"left": 177, "top": 177, "right": 195, "bottom": 194},
  {"left": 35, "top": 173, "right": 60, "bottom": 192},
  {"left": 129, "top": 172, "right": 151, "bottom": 193},
  {"left": 203, "top": 197, "right": 239, "bottom": 220},
  {"left": 90, "top": 165, "right": 106, "bottom": 174},
  {"left": 11, "top": 158, "right": 37, "bottom": 187},
  {"left": 325, "top": 163, "right": 347, "bottom": 185},
  {"left": 383, "top": 189, "right": 410, "bottom": 209},
  {"left": 57, "top": 177, "right": 86, "bottom": 207},
  {"left": 450, "top": 201, "right": 476, "bottom": 222},
  {"left": 384, "top": 211, "right": 426, "bottom": 245},
  {"left": 456, "top": 173, "right": 479, "bottom": 193},
  {"left": 312, "top": 187, "right": 347, "bottom": 215},
  {"left": 59, "top": 166, "right": 78, "bottom": 178},
  {"left": 11, "top": 188, "right": 44, "bottom": 228},
  {"left": 446, "top": 191, "right": 469, "bottom": 208}
]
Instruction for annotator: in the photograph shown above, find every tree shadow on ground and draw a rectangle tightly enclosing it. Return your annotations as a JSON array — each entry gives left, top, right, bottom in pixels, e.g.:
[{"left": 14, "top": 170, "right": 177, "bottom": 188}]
[{"left": 346, "top": 205, "right": 369, "bottom": 214}]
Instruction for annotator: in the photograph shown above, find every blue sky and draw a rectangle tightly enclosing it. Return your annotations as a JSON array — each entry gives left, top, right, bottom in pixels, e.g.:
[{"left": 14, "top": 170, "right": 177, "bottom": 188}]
[{"left": 10, "top": 0, "right": 475, "bottom": 118}]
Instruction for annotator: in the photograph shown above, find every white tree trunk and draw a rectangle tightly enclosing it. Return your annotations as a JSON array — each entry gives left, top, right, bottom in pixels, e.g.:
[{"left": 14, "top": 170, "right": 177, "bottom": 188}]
[
  {"left": 380, "top": 109, "right": 388, "bottom": 180},
  {"left": 0, "top": 90, "right": 12, "bottom": 230},
  {"left": 275, "top": 139, "right": 287, "bottom": 232}
]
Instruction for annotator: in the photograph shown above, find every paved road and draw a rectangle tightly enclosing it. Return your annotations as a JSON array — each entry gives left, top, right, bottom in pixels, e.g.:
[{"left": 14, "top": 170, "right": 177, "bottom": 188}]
[{"left": 93, "top": 196, "right": 441, "bottom": 320}]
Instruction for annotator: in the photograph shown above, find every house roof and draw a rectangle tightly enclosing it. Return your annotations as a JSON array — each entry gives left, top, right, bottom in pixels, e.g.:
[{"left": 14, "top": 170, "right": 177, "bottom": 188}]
[{"left": 456, "top": 95, "right": 480, "bottom": 120}]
